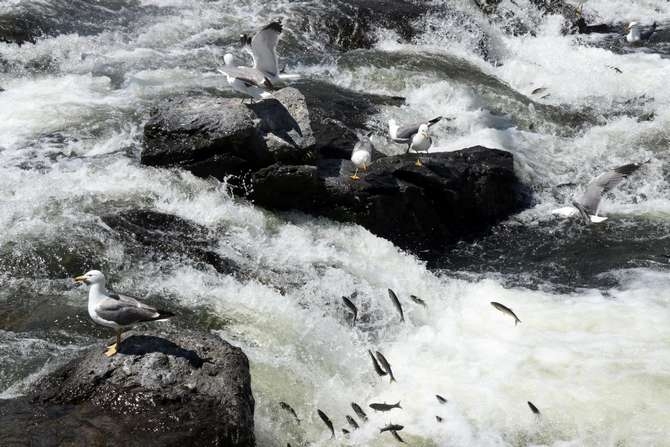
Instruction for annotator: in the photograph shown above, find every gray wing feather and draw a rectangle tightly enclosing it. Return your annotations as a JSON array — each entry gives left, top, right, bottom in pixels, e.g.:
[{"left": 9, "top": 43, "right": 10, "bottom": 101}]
[
  {"left": 395, "top": 116, "right": 442, "bottom": 139},
  {"left": 95, "top": 294, "right": 160, "bottom": 326},
  {"left": 251, "top": 21, "right": 282, "bottom": 76},
  {"left": 218, "top": 66, "right": 267, "bottom": 86},
  {"left": 577, "top": 162, "right": 644, "bottom": 213}
]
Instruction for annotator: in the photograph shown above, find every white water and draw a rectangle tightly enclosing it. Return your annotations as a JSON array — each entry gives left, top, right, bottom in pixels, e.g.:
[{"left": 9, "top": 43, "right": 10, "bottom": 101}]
[{"left": 1, "top": 0, "right": 670, "bottom": 446}]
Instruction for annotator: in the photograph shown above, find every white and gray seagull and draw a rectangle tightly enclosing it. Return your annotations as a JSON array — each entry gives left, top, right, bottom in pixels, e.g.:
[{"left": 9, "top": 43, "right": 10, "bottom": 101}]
[
  {"left": 388, "top": 116, "right": 442, "bottom": 166},
  {"left": 552, "top": 161, "right": 648, "bottom": 224},
  {"left": 350, "top": 132, "right": 374, "bottom": 180},
  {"left": 74, "top": 270, "right": 174, "bottom": 357},
  {"left": 240, "top": 19, "right": 300, "bottom": 86},
  {"left": 626, "top": 21, "right": 657, "bottom": 44},
  {"left": 218, "top": 53, "right": 273, "bottom": 102}
]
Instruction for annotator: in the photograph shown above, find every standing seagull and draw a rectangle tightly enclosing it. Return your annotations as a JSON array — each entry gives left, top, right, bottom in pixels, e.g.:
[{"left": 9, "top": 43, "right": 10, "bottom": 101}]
[
  {"left": 218, "top": 53, "right": 273, "bottom": 102},
  {"left": 350, "top": 133, "right": 374, "bottom": 180},
  {"left": 626, "top": 21, "right": 657, "bottom": 43},
  {"left": 388, "top": 116, "right": 442, "bottom": 166},
  {"left": 74, "top": 270, "right": 174, "bottom": 357},
  {"left": 240, "top": 19, "right": 300, "bottom": 86},
  {"left": 552, "top": 161, "right": 648, "bottom": 224}
]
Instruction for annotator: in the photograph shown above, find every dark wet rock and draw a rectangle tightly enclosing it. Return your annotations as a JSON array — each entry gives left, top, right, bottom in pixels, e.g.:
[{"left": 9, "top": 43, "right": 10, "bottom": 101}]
[
  {"left": 141, "top": 83, "right": 403, "bottom": 178},
  {"left": 295, "top": 0, "right": 431, "bottom": 52},
  {"left": 252, "top": 147, "right": 530, "bottom": 250},
  {"left": 0, "top": 329, "right": 255, "bottom": 446},
  {"left": 101, "top": 209, "right": 240, "bottom": 276}
]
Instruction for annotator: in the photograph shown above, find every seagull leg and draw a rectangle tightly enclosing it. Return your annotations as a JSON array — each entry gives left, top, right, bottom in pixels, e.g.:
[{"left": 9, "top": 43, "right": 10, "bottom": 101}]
[
  {"left": 415, "top": 157, "right": 423, "bottom": 167},
  {"left": 104, "top": 330, "right": 121, "bottom": 357},
  {"left": 350, "top": 167, "right": 360, "bottom": 180},
  {"left": 363, "top": 163, "right": 368, "bottom": 172}
]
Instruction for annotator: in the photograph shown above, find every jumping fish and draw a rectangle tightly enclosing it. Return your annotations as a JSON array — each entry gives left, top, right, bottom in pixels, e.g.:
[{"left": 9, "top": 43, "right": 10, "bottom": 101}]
[
  {"left": 317, "top": 409, "right": 335, "bottom": 439},
  {"left": 342, "top": 296, "right": 358, "bottom": 323},
  {"left": 369, "top": 349, "right": 388, "bottom": 376},
  {"left": 410, "top": 294, "right": 426, "bottom": 307},
  {"left": 528, "top": 401, "right": 541, "bottom": 416},
  {"left": 369, "top": 401, "right": 402, "bottom": 412},
  {"left": 279, "top": 401, "right": 300, "bottom": 423},
  {"left": 436, "top": 394, "right": 447, "bottom": 404},
  {"left": 351, "top": 402, "right": 368, "bottom": 422},
  {"left": 345, "top": 415, "right": 359, "bottom": 430},
  {"left": 490, "top": 301, "right": 521, "bottom": 325},
  {"left": 380, "top": 423, "right": 404, "bottom": 433},
  {"left": 375, "top": 351, "right": 396, "bottom": 382},
  {"left": 388, "top": 288, "right": 405, "bottom": 322}
]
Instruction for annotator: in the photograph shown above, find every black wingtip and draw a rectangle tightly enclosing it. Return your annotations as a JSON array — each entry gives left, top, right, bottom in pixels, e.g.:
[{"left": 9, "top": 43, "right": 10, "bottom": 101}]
[
  {"left": 263, "top": 20, "right": 283, "bottom": 34},
  {"left": 614, "top": 162, "right": 645, "bottom": 176},
  {"left": 427, "top": 116, "right": 443, "bottom": 126}
]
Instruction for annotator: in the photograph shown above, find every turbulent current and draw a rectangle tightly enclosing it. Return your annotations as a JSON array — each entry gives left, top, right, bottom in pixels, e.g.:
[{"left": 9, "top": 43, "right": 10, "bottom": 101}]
[{"left": 1, "top": 0, "right": 670, "bottom": 445}]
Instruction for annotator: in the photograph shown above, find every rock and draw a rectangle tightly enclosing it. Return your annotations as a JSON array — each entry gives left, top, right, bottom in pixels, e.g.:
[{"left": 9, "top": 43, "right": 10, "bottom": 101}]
[
  {"left": 252, "top": 147, "right": 530, "bottom": 250},
  {"left": 0, "top": 329, "right": 255, "bottom": 446},
  {"left": 295, "top": 0, "right": 431, "bottom": 51},
  {"left": 141, "top": 83, "right": 403, "bottom": 179},
  {"left": 100, "top": 209, "right": 240, "bottom": 276}
]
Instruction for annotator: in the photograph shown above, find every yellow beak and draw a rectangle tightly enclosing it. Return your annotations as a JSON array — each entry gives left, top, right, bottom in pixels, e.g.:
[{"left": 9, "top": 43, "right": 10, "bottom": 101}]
[{"left": 74, "top": 275, "right": 87, "bottom": 284}]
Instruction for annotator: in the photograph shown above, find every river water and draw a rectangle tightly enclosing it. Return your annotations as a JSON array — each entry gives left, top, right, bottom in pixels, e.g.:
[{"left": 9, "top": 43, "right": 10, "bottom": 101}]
[{"left": 1, "top": 0, "right": 669, "bottom": 445}]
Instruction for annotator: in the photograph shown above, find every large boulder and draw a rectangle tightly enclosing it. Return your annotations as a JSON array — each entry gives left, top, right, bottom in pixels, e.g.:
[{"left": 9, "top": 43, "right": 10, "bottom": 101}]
[
  {"left": 251, "top": 146, "right": 529, "bottom": 250},
  {"left": 141, "top": 82, "right": 403, "bottom": 179},
  {"left": 0, "top": 329, "right": 255, "bottom": 446}
]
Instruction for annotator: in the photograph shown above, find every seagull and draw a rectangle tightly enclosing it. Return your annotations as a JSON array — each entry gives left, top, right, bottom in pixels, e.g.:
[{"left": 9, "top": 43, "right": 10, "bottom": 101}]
[
  {"left": 74, "top": 270, "right": 174, "bottom": 357},
  {"left": 626, "top": 21, "right": 657, "bottom": 43},
  {"left": 552, "top": 161, "right": 648, "bottom": 224},
  {"left": 240, "top": 19, "right": 300, "bottom": 86},
  {"left": 218, "top": 53, "right": 273, "bottom": 103},
  {"left": 350, "top": 132, "right": 374, "bottom": 180},
  {"left": 388, "top": 116, "right": 442, "bottom": 166}
]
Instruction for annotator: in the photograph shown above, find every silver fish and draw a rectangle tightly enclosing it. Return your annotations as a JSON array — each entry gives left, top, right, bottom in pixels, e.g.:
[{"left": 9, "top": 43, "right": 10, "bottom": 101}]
[
  {"left": 369, "top": 349, "right": 388, "bottom": 376},
  {"left": 528, "top": 401, "right": 541, "bottom": 415},
  {"left": 279, "top": 401, "right": 300, "bottom": 423},
  {"left": 317, "top": 409, "right": 335, "bottom": 439},
  {"left": 345, "top": 415, "right": 359, "bottom": 430},
  {"left": 351, "top": 402, "right": 368, "bottom": 422},
  {"left": 380, "top": 423, "right": 404, "bottom": 433},
  {"left": 369, "top": 401, "right": 401, "bottom": 412},
  {"left": 342, "top": 296, "right": 358, "bottom": 323},
  {"left": 410, "top": 294, "right": 426, "bottom": 307},
  {"left": 436, "top": 394, "right": 447, "bottom": 404},
  {"left": 491, "top": 301, "right": 521, "bottom": 325},
  {"left": 388, "top": 288, "right": 405, "bottom": 322},
  {"left": 375, "top": 351, "right": 396, "bottom": 382}
]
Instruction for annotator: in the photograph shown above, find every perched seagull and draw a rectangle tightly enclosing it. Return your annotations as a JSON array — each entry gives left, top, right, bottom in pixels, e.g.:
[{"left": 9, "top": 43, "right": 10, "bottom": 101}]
[
  {"left": 388, "top": 116, "right": 442, "bottom": 166},
  {"left": 240, "top": 19, "right": 300, "bottom": 86},
  {"left": 74, "top": 270, "right": 174, "bottom": 357},
  {"left": 552, "top": 161, "right": 647, "bottom": 224},
  {"left": 350, "top": 132, "right": 374, "bottom": 180},
  {"left": 218, "top": 53, "right": 273, "bottom": 102},
  {"left": 626, "top": 21, "right": 657, "bottom": 43}
]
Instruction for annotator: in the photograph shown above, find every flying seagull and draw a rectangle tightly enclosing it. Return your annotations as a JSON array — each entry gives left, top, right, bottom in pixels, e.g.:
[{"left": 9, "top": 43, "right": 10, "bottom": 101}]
[
  {"left": 388, "top": 116, "right": 442, "bottom": 166},
  {"left": 350, "top": 132, "right": 374, "bottom": 180},
  {"left": 240, "top": 19, "right": 300, "bottom": 86},
  {"left": 626, "top": 21, "right": 657, "bottom": 44},
  {"left": 218, "top": 53, "right": 273, "bottom": 102},
  {"left": 74, "top": 270, "right": 174, "bottom": 357},
  {"left": 552, "top": 161, "right": 648, "bottom": 224}
]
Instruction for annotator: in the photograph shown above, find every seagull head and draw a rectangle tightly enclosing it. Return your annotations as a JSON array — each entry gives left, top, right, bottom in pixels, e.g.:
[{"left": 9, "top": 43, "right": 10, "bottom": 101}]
[
  {"left": 626, "top": 21, "right": 639, "bottom": 31},
  {"left": 74, "top": 270, "right": 105, "bottom": 285},
  {"left": 418, "top": 123, "right": 429, "bottom": 138},
  {"left": 223, "top": 53, "right": 234, "bottom": 66}
]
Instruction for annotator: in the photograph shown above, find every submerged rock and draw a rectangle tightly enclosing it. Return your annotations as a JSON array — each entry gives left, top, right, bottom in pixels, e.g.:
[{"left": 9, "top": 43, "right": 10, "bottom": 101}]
[
  {"left": 252, "top": 147, "right": 529, "bottom": 250},
  {"left": 0, "top": 329, "right": 255, "bottom": 446}
]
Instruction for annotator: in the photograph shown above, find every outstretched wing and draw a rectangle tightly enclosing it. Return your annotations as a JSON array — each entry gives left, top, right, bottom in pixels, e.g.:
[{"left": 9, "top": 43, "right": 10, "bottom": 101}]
[
  {"left": 251, "top": 21, "right": 282, "bottom": 76},
  {"left": 577, "top": 162, "right": 645, "bottom": 213},
  {"left": 95, "top": 293, "right": 161, "bottom": 326}
]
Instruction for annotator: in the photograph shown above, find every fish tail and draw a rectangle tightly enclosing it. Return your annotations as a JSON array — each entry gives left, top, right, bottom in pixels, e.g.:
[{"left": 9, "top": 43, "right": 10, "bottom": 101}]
[
  {"left": 515, "top": 318, "right": 521, "bottom": 325},
  {"left": 397, "top": 401, "right": 402, "bottom": 409}
]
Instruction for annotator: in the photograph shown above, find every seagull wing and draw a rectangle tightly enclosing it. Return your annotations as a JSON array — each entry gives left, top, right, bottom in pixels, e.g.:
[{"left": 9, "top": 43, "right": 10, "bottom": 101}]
[
  {"left": 395, "top": 124, "right": 420, "bottom": 140},
  {"left": 640, "top": 23, "right": 656, "bottom": 40},
  {"left": 218, "top": 66, "right": 269, "bottom": 86},
  {"left": 95, "top": 293, "right": 162, "bottom": 326},
  {"left": 426, "top": 115, "right": 443, "bottom": 127},
  {"left": 251, "top": 21, "right": 282, "bottom": 76},
  {"left": 577, "top": 162, "right": 645, "bottom": 213}
]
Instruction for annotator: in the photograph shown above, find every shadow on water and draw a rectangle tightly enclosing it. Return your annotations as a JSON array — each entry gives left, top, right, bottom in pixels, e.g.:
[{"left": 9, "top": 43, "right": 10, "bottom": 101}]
[{"left": 118, "top": 335, "right": 210, "bottom": 368}]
